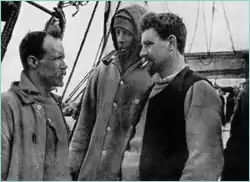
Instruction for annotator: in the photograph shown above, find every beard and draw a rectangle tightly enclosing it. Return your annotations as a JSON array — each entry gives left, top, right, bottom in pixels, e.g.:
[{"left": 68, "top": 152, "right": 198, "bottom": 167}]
[
  {"left": 39, "top": 72, "right": 64, "bottom": 88},
  {"left": 147, "top": 62, "right": 157, "bottom": 76}
]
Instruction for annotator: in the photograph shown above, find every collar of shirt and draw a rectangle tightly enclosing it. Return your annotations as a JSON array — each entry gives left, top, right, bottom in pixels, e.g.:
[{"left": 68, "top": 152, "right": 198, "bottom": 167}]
[{"left": 150, "top": 65, "right": 188, "bottom": 99}]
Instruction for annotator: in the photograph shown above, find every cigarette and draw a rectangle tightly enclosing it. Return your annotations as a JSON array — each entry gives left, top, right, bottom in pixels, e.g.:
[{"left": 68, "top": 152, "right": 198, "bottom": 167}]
[{"left": 141, "top": 60, "right": 149, "bottom": 68}]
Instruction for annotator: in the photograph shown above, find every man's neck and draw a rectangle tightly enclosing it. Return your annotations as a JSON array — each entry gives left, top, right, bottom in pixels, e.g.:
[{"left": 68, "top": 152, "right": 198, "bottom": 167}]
[
  {"left": 160, "top": 54, "right": 186, "bottom": 79},
  {"left": 27, "top": 71, "right": 51, "bottom": 97}
]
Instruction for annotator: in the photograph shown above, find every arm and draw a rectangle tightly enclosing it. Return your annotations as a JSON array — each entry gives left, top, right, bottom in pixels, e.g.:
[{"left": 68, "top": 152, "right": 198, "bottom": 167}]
[
  {"left": 68, "top": 68, "right": 99, "bottom": 180},
  {"left": 180, "top": 80, "right": 224, "bottom": 180},
  {"left": 1, "top": 94, "right": 14, "bottom": 181}
]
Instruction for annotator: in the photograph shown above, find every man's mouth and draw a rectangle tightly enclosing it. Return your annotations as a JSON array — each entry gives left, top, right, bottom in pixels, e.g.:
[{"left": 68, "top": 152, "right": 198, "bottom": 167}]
[{"left": 118, "top": 48, "right": 128, "bottom": 53}]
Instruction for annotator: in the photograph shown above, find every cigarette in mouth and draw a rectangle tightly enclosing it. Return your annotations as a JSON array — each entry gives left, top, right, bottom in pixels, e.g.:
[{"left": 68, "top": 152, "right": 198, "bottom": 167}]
[{"left": 141, "top": 59, "right": 149, "bottom": 68}]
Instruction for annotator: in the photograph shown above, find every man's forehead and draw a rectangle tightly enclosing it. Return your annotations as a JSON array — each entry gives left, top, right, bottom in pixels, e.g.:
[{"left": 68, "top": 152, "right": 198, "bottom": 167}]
[
  {"left": 141, "top": 28, "right": 159, "bottom": 41},
  {"left": 43, "top": 35, "right": 63, "bottom": 49},
  {"left": 115, "top": 27, "right": 131, "bottom": 34}
]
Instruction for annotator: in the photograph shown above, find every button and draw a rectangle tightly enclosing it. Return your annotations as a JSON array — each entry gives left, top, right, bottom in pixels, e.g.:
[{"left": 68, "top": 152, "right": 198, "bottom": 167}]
[
  {"left": 113, "top": 103, "right": 117, "bottom": 108},
  {"left": 107, "top": 126, "right": 111, "bottom": 132},
  {"left": 134, "top": 99, "right": 140, "bottom": 105},
  {"left": 102, "top": 150, "right": 107, "bottom": 157},
  {"left": 35, "top": 164, "right": 39, "bottom": 169},
  {"left": 36, "top": 105, "right": 42, "bottom": 110},
  {"left": 120, "top": 80, "right": 124, "bottom": 85}
]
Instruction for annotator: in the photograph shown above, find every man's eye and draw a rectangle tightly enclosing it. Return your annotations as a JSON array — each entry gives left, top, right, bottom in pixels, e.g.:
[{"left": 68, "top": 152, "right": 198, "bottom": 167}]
[{"left": 144, "top": 42, "right": 152, "bottom": 47}]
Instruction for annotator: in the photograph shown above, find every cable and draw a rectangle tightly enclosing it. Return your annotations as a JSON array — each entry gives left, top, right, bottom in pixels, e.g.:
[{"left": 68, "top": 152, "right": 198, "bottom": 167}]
[
  {"left": 188, "top": 0, "right": 201, "bottom": 53},
  {"left": 164, "top": 1, "right": 170, "bottom": 12},
  {"left": 221, "top": 0, "right": 235, "bottom": 52},
  {"left": 96, "top": 1, "right": 122, "bottom": 66},
  {"left": 209, "top": 1, "right": 215, "bottom": 52},
  {"left": 144, "top": 1, "right": 149, "bottom": 10},
  {"left": 202, "top": 1, "right": 209, "bottom": 53},
  {"left": 61, "top": 1, "right": 99, "bottom": 101}
]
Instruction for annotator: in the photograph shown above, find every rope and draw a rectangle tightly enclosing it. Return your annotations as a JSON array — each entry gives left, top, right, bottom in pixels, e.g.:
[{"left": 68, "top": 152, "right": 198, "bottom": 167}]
[
  {"left": 188, "top": 0, "right": 200, "bottom": 53},
  {"left": 144, "top": 1, "right": 149, "bottom": 10},
  {"left": 61, "top": 1, "right": 99, "bottom": 101},
  {"left": 92, "top": 35, "right": 105, "bottom": 68},
  {"left": 164, "top": 1, "right": 170, "bottom": 12},
  {"left": 221, "top": 0, "right": 235, "bottom": 52},
  {"left": 202, "top": 1, "right": 209, "bottom": 53},
  {"left": 209, "top": 1, "right": 215, "bottom": 52},
  {"left": 1, "top": 2, "right": 21, "bottom": 61},
  {"left": 65, "top": 2, "right": 121, "bottom": 104},
  {"left": 65, "top": 70, "right": 93, "bottom": 104},
  {"left": 96, "top": 1, "right": 122, "bottom": 66}
]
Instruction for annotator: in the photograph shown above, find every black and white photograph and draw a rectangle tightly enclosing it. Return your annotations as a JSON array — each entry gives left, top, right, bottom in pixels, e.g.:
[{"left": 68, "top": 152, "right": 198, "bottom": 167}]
[{"left": 1, "top": 1, "right": 249, "bottom": 181}]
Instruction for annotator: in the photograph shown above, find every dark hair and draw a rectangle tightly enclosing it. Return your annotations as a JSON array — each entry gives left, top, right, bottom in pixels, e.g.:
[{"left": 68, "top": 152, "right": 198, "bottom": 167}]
[
  {"left": 19, "top": 30, "right": 60, "bottom": 70},
  {"left": 140, "top": 12, "right": 187, "bottom": 54}
]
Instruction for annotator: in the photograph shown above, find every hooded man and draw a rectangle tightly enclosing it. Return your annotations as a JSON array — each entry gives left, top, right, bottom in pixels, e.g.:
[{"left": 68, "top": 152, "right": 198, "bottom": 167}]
[{"left": 69, "top": 4, "right": 152, "bottom": 180}]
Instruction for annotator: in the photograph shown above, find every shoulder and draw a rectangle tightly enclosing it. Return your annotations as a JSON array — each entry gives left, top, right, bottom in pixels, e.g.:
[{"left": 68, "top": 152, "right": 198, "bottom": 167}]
[
  {"left": 1, "top": 90, "right": 19, "bottom": 117},
  {"left": 185, "top": 80, "right": 221, "bottom": 107},
  {"left": 2, "top": 90, "right": 18, "bottom": 106},
  {"left": 101, "top": 50, "right": 117, "bottom": 65}
]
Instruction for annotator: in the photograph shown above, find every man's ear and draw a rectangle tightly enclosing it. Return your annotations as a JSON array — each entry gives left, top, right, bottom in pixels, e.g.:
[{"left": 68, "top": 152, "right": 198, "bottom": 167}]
[
  {"left": 27, "top": 56, "right": 39, "bottom": 70},
  {"left": 167, "top": 35, "right": 177, "bottom": 52}
]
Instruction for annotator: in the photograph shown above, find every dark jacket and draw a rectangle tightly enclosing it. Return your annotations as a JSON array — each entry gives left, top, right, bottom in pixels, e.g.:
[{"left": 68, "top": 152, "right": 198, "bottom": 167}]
[
  {"left": 69, "top": 5, "right": 152, "bottom": 180},
  {"left": 221, "top": 84, "right": 249, "bottom": 181},
  {"left": 1, "top": 72, "right": 71, "bottom": 181},
  {"left": 133, "top": 67, "right": 224, "bottom": 180}
]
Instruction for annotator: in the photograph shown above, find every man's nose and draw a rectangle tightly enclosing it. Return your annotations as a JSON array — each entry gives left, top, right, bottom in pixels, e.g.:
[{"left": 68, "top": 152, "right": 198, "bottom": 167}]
[
  {"left": 61, "top": 60, "right": 68, "bottom": 70},
  {"left": 140, "top": 47, "right": 147, "bottom": 58},
  {"left": 117, "top": 33, "right": 125, "bottom": 44}
]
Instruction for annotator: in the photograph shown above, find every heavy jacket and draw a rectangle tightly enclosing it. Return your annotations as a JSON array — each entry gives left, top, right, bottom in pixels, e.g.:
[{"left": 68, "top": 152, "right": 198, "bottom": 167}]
[
  {"left": 69, "top": 5, "right": 152, "bottom": 180},
  {"left": 133, "top": 67, "right": 224, "bottom": 180},
  {"left": 1, "top": 72, "right": 71, "bottom": 181}
]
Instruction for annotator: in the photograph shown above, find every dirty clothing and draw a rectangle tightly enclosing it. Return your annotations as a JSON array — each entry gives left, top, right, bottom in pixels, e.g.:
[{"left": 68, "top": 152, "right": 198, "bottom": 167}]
[
  {"left": 123, "top": 67, "right": 224, "bottom": 180},
  {"left": 1, "top": 72, "right": 71, "bottom": 181},
  {"left": 69, "top": 5, "right": 152, "bottom": 180}
]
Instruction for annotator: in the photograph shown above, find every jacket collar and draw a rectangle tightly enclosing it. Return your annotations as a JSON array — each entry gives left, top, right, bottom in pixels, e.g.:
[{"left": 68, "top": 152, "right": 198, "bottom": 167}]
[
  {"left": 10, "top": 71, "right": 62, "bottom": 105},
  {"left": 149, "top": 66, "right": 190, "bottom": 99}
]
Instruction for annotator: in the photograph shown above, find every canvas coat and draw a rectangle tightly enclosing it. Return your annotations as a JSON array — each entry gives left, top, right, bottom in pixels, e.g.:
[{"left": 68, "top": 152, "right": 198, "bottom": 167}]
[
  {"left": 69, "top": 5, "right": 152, "bottom": 180},
  {"left": 1, "top": 72, "right": 71, "bottom": 181}
]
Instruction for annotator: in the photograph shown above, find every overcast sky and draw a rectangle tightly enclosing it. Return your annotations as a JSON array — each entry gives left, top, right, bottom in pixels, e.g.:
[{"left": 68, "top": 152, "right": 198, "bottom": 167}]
[{"left": 1, "top": 1, "right": 249, "bottom": 99}]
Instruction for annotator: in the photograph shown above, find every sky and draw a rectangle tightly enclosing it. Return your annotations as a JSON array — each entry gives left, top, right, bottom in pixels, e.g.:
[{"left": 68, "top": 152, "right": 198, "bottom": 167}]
[{"left": 1, "top": 1, "right": 249, "bottom": 101}]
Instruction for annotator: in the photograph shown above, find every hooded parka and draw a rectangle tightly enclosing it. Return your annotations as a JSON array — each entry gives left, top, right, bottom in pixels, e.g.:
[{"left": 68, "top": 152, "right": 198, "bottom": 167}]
[{"left": 69, "top": 5, "right": 152, "bottom": 180}]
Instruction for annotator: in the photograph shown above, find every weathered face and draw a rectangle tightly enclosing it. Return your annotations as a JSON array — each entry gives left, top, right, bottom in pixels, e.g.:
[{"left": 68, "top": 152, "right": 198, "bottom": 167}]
[
  {"left": 140, "top": 28, "right": 171, "bottom": 76},
  {"left": 36, "top": 35, "right": 67, "bottom": 88},
  {"left": 115, "top": 27, "right": 134, "bottom": 55}
]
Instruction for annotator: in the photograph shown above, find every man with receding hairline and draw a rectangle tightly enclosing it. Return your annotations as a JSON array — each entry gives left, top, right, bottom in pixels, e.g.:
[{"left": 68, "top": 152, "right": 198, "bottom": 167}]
[{"left": 1, "top": 31, "right": 71, "bottom": 180}]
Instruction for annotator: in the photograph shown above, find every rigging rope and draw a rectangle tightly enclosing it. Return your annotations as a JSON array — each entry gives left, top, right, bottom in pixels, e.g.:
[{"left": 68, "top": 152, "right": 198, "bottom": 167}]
[
  {"left": 61, "top": 1, "right": 99, "bottom": 101},
  {"left": 96, "top": 1, "right": 122, "bottom": 66},
  {"left": 92, "top": 35, "right": 105, "bottom": 68},
  {"left": 164, "top": 1, "right": 170, "bottom": 12},
  {"left": 209, "top": 1, "right": 216, "bottom": 52},
  {"left": 188, "top": 0, "right": 200, "bottom": 53},
  {"left": 144, "top": 1, "right": 149, "bottom": 10},
  {"left": 202, "top": 1, "right": 209, "bottom": 53},
  {"left": 65, "top": 2, "right": 122, "bottom": 105},
  {"left": 221, "top": 0, "right": 235, "bottom": 52},
  {"left": 1, "top": 2, "right": 21, "bottom": 61}
]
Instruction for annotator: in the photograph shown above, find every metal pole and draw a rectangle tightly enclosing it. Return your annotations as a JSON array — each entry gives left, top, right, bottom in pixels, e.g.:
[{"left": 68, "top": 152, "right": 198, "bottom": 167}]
[{"left": 26, "top": 1, "right": 54, "bottom": 16}]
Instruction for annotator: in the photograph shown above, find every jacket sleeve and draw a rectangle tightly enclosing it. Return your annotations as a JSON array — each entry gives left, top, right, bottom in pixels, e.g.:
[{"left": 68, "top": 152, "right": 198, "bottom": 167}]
[
  {"left": 1, "top": 94, "right": 14, "bottom": 181},
  {"left": 68, "top": 68, "right": 99, "bottom": 180},
  {"left": 180, "top": 80, "right": 224, "bottom": 180}
]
